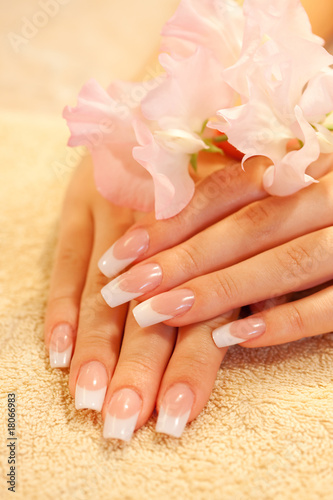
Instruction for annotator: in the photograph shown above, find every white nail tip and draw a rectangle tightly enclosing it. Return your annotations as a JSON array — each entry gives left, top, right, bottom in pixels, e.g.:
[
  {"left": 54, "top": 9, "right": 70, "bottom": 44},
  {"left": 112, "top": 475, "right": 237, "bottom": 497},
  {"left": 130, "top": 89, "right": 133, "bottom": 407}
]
[
  {"left": 49, "top": 345, "right": 73, "bottom": 368},
  {"left": 101, "top": 279, "right": 142, "bottom": 308},
  {"left": 75, "top": 386, "right": 107, "bottom": 411},
  {"left": 98, "top": 243, "right": 136, "bottom": 278},
  {"left": 132, "top": 300, "right": 174, "bottom": 328},
  {"left": 212, "top": 324, "right": 246, "bottom": 348},
  {"left": 103, "top": 411, "right": 140, "bottom": 441},
  {"left": 156, "top": 407, "right": 191, "bottom": 438}
]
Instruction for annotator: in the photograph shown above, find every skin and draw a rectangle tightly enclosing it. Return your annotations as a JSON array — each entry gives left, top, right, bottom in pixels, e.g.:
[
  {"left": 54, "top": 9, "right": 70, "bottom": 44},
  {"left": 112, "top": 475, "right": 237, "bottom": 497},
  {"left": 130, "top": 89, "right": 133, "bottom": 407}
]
[
  {"left": 301, "top": 0, "right": 333, "bottom": 42},
  {"left": 44, "top": 154, "right": 239, "bottom": 430},
  {"left": 45, "top": 3, "right": 333, "bottom": 437},
  {"left": 102, "top": 152, "right": 333, "bottom": 343}
]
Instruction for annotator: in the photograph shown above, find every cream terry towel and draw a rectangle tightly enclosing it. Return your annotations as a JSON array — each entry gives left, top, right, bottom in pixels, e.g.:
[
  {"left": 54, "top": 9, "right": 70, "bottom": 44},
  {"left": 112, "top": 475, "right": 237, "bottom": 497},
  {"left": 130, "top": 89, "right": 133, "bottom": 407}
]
[{"left": 0, "top": 111, "right": 333, "bottom": 500}]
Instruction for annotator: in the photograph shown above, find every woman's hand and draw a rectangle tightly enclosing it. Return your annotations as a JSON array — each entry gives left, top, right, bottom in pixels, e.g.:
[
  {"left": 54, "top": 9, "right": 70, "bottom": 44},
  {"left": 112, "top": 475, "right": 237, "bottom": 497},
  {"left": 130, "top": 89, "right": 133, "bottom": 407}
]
[
  {"left": 99, "top": 152, "right": 333, "bottom": 348},
  {"left": 44, "top": 155, "right": 239, "bottom": 440}
]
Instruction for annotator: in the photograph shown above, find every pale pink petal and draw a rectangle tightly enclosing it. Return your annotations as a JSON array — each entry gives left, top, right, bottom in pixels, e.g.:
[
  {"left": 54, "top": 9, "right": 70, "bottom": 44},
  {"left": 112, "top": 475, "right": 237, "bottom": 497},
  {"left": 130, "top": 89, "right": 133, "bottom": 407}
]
[
  {"left": 314, "top": 125, "right": 333, "bottom": 154},
  {"left": 211, "top": 83, "right": 291, "bottom": 163},
  {"left": 63, "top": 79, "right": 136, "bottom": 146},
  {"left": 263, "top": 107, "right": 321, "bottom": 196},
  {"left": 299, "top": 69, "right": 333, "bottom": 124},
  {"left": 63, "top": 79, "right": 155, "bottom": 212},
  {"left": 162, "top": 0, "right": 244, "bottom": 67},
  {"left": 107, "top": 77, "right": 166, "bottom": 110},
  {"left": 132, "top": 120, "right": 195, "bottom": 219},
  {"left": 92, "top": 144, "right": 155, "bottom": 212},
  {"left": 243, "top": 0, "right": 324, "bottom": 44},
  {"left": 224, "top": 0, "right": 333, "bottom": 100},
  {"left": 142, "top": 47, "right": 234, "bottom": 132}
]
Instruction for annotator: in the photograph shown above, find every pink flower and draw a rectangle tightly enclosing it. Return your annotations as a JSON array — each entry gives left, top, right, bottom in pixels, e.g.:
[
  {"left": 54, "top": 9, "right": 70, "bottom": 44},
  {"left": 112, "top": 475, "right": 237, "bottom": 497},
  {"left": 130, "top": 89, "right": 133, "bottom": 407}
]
[
  {"left": 63, "top": 78, "right": 155, "bottom": 212},
  {"left": 133, "top": 120, "right": 198, "bottom": 219},
  {"left": 223, "top": 0, "right": 332, "bottom": 100},
  {"left": 210, "top": 0, "right": 333, "bottom": 197},
  {"left": 63, "top": 47, "right": 230, "bottom": 219},
  {"left": 262, "top": 107, "right": 321, "bottom": 196},
  {"left": 142, "top": 48, "right": 234, "bottom": 130},
  {"left": 161, "top": 0, "right": 244, "bottom": 67},
  {"left": 63, "top": 0, "right": 333, "bottom": 215},
  {"left": 212, "top": 69, "right": 333, "bottom": 195},
  {"left": 132, "top": 47, "right": 235, "bottom": 219}
]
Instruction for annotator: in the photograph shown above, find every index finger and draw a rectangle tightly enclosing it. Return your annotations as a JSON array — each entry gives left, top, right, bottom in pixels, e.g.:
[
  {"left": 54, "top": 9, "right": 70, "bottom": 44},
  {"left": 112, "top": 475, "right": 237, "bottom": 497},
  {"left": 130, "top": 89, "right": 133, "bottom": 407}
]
[{"left": 98, "top": 156, "right": 269, "bottom": 278}]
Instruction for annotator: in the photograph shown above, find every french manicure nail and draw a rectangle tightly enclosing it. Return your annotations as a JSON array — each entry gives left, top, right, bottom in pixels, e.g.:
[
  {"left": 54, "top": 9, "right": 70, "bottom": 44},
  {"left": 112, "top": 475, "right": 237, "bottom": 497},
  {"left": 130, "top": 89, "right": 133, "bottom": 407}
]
[
  {"left": 75, "top": 361, "right": 108, "bottom": 411},
  {"left": 212, "top": 317, "right": 266, "bottom": 348},
  {"left": 49, "top": 323, "right": 75, "bottom": 368},
  {"left": 101, "top": 263, "right": 162, "bottom": 308},
  {"left": 132, "top": 289, "right": 195, "bottom": 328},
  {"left": 103, "top": 388, "right": 142, "bottom": 441},
  {"left": 98, "top": 228, "right": 149, "bottom": 278},
  {"left": 156, "top": 384, "right": 194, "bottom": 438}
]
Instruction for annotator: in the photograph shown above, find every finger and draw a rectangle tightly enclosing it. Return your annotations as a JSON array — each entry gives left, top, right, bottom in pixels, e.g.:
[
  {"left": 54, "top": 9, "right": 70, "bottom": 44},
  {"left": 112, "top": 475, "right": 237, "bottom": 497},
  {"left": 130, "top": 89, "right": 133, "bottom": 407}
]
[
  {"left": 101, "top": 169, "right": 333, "bottom": 309},
  {"left": 102, "top": 302, "right": 177, "bottom": 441},
  {"left": 68, "top": 194, "right": 134, "bottom": 410},
  {"left": 98, "top": 157, "right": 269, "bottom": 278},
  {"left": 249, "top": 294, "right": 291, "bottom": 314},
  {"left": 155, "top": 309, "right": 239, "bottom": 438},
  {"left": 44, "top": 160, "right": 95, "bottom": 368},
  {"left": 131, "top": 226, "right": 333, "bottom": 327},
  {"left": 211, "top": 285, "right": 333, "bottom": 348}
]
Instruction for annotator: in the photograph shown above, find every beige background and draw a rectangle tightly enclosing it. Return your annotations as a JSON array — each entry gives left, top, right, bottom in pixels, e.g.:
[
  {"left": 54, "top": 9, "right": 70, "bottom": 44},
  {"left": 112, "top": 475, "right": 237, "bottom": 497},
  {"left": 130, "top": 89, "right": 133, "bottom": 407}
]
[{"left": 0, "top": 0, "right": 180, "bottom": 115}]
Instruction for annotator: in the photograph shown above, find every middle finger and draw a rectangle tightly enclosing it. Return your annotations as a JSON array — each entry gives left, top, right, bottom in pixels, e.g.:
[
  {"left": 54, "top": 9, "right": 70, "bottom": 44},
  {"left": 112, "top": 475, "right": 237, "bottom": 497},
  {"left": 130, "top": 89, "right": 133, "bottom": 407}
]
[{"left": 132, "top": 226, "right": 333, "bottom": 328}]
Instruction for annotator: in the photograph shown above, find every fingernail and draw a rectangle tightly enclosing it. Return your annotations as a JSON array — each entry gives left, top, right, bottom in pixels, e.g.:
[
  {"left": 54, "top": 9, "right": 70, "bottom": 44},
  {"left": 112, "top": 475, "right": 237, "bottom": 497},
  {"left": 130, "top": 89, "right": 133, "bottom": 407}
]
[
  {"left": 49, "top": 323, "right": 75, "bottom": 368},
  {"left": 98, "top": 228, "right": 149, "bottom": 278},
  {"left": 103, "top": 388, "right": 142, "bottom": 441},
  {"left": 156, "top": 384, "right": 194, "bottom": 438},
  {"left": 75, "top": 361, "right": 108, "bottom": 411},
  {"left": 132, "top": 289, "right": 195, "bottom": 328},
  {"left": 212, "top": 317, "right": 266, "bottom": 348},
  {"left": 101, "top": 263, "right": 162, "bottom": 308}
]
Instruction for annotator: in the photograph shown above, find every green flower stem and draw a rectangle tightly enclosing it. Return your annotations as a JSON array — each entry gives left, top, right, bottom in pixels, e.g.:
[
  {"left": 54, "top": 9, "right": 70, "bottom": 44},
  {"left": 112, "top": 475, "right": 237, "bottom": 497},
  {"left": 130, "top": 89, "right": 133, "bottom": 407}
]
[
  {"left": 190, "top": 153, "right": 198, "bottom": 172},
  {"left": 212, "top": 134, "right": 228, "bottom": 142},
  {"left": 189, "top": 121, "right": 229, "bottom": 172}
]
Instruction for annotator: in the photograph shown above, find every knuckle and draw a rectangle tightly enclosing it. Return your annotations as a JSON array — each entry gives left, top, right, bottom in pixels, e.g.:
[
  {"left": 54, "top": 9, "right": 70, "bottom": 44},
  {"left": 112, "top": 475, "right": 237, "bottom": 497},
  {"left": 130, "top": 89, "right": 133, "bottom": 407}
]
[
  {"left": 85, "top": 272, "right": 110, "bottom": 295},
  {"left": 57, "top": 246, "right": 80, "bottom": 268},
  {"left": 233, "top": 200, "right": 276, "bottom": 239},
  {"left": 78, "top": 329, "right": 115, "bottom": 348},
  {"left": 47, "top": 294, "right": 76, "bottom": 309},
  {"left": 213, "top": 271, "right": 239, "bottom": 301},
  {"left": 119, "top": 355, "right": 159, "bottom": 378},
  {"left": 79, "top": 293, "right": 108, "bottom": 322},
  {"left": 173, "top": 242, "right": 203, "bottom": 276},
  {"left": 286, "top": 303, "right": 305, "bottom": 337},
  {"left": 180, "top": 350, "right": 211, "bottom": 374},
  {"left": 78, "top": 324, "right": 121, "bottom": 349},
  {"left": 282, "top": 244, "right": 313, "bottom": 277}
]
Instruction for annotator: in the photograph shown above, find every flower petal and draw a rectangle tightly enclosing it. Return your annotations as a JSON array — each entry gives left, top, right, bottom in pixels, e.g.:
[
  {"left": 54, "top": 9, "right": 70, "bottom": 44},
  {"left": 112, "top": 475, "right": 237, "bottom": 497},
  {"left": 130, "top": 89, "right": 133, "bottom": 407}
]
[
  {"left": 63, "top": 78, "right": 155, "bottom": 212},
  {"left": 224, "top": 0, "right": 333, "bottom": 101},
  {"left": 63, "top": 79, "right": 136, "bottom": 147},
  {"left": 133, "top": 120, "right": 195, "bottom": 219},
  {"left": 154, "top": 129, "right": 208, "bottom": 154},
  {"left": 92, "top": 144, "right": 155, "bottom": 212},
  {"left": 212, "top": 83, "right": 291, "bottom": 164},
  {"left": 162, "top": 0, "right": 244, "bottom": 67},
  {"left": 142, "top": 47, "right": 234, "bottom": 132},
  {"left": 263, "top": 107, "right": 321, "bottom": 196},
  {"left": 314, "top": 124, "right": 333, "bottom": 154},
  {"left": 299, "top": 68, "right": 333, "bottom": 124}
]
